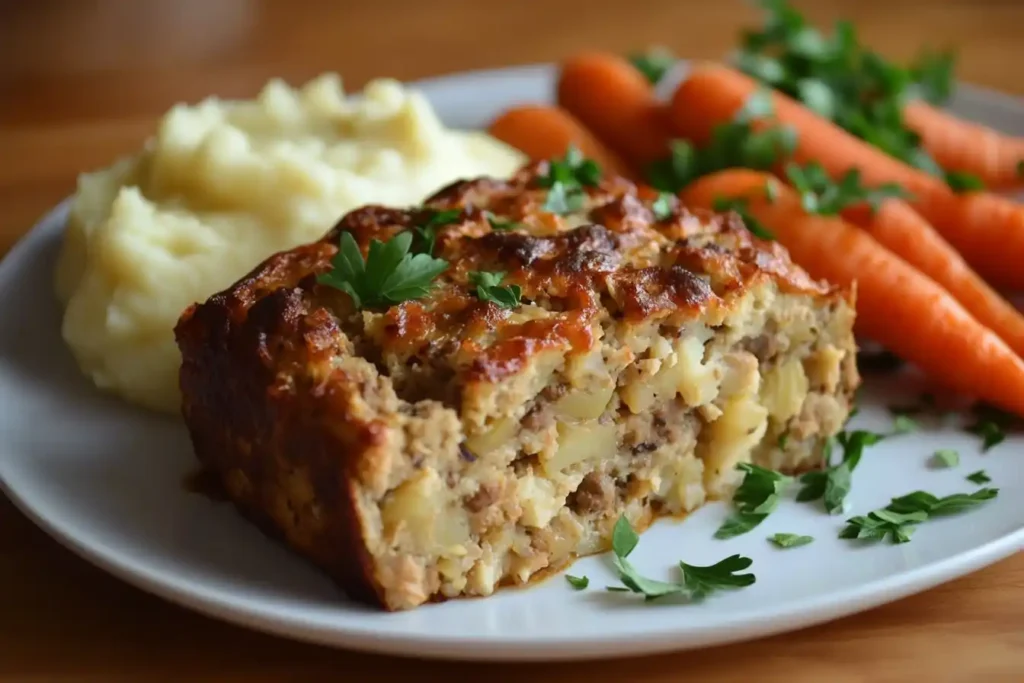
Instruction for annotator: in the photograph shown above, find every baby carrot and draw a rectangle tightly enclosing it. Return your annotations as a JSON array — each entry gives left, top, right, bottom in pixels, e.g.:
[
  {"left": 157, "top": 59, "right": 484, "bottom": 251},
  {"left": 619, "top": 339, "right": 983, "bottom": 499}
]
[
  {"left": 487, "top": 104, "right": 634, "bottom": 179},
  {"left": 680, "top": 168, "right": 1024, "bottom": 417},
  {"left": 904, "top": 100, "right": 1024, "bottom": 190},
  {"left": 556, "top": 51, "right": 673, "bottom": 169},
  {"left": 669, "top": 63, "right": 1024, "bottom": 290},
  {"left": 841, "top": 199, "right": 1024, "bottom": 359}
]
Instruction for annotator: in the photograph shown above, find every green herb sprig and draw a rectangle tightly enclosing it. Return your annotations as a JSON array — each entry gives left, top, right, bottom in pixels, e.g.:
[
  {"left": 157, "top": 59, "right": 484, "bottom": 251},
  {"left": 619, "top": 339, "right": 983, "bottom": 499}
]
[
  {"left": 840, "top": 487, "right": 999, "bottom": 544},
  {"left": 468, "top": 270, "right": 522, "bottom": 309},
  {"left": 610, "top": 516, "right": 756, "bottom": 600},
  {"left": 784, "top": 161, "right": 909, "bottom": 215},
  {"left": 412, "top": 208, "right": 462, "bottom": 255},
  {"left": 715, "top": 463, "right": 792, "bottom": 538},
  {"left": 540, "top": 145, "right": 601, "bottom": 215},
  {"left": 318, "top": 231, "right": 448, "bottom": 309},
  {"left": 797, "top": 429, "right": 884, "bottom": 514},
  {"left": 629, "top": 46, "right": 676, "bottom": 86}
]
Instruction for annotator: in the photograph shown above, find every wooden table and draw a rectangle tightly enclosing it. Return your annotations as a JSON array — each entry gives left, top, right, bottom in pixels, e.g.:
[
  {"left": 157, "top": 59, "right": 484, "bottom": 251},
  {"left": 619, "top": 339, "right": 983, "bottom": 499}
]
[{"left": 1, "top": 1, "right": 1021, "bottom": 680}]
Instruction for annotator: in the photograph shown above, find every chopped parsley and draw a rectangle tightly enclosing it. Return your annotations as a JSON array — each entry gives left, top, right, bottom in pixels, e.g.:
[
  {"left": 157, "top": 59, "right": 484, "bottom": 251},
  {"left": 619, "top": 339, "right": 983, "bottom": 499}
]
[
  {"left": 892, "top": 414, "right": 918, "bottom": 434},
  {"left": 944, "top": 171, "right": 985, "bottom": 194},
  {"left": 797, "top": 429, "right": 883, "bottom": 514},
  {"left": 715, "top": 463, "right": 792, "bottom": 538},
  {"left": 318, "top": 231, "right": 448, "bottom": 310},
  {"left": 565, "top": 574, "right": 589, "bottom": 590},
  {"left": 412, "top": 208, "right": 462, "bottom": 255},
  {"left": 930, "top": 449, "right": 960, "bottom": 468},
  {"left": 966, "top": 470, "right": 992, "bottom": 485},
  {"left": 966, "top": 403, "right": 1016, "bottom": 452},
  {"left": 608, "top": 516, "right": 756, "bottom": 601},
  {"left": 735, "top": 0, "right": 965, "bottom": 190},
  {"left": 768, "top": 533, "right": 814, "bottom": 549},
  {"left": 651, "top": 192, "right": 676, "bottom": 221},
  {"left": 468, "top": 271, "right": 522, "bottom": 309},
  {"left": 783, "top": 161, "right": 909, "bottom": 215},
  {"left": 539, "top": 145, "right": 601, "bottom": 215},
  {"left": 629, "top": 46, "right": 676, "bottom": 86},
  {"left": 840, "top": 487, "right": 999, "bottom": 544},
  {"left": 646, "top": 92, "right": 797, "bottom": 194},
  {"left": 712, "top": 196, "right": 776, "bottom": 240},
  {"left": 484, "top": 211, "right": 521, "bottom": 231}
]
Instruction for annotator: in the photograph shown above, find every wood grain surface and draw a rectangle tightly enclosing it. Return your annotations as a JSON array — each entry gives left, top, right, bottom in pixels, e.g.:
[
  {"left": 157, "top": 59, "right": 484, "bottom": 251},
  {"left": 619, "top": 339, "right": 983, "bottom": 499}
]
[{"left": 1, "top": 1, "right": 1021, "bottom": 680}]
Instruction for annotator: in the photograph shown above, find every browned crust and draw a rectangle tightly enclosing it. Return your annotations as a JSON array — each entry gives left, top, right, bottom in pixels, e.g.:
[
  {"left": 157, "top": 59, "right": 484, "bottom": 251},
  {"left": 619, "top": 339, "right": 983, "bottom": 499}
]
[{"left": 174, "top": 161, "right": 853, "bottom": 609}]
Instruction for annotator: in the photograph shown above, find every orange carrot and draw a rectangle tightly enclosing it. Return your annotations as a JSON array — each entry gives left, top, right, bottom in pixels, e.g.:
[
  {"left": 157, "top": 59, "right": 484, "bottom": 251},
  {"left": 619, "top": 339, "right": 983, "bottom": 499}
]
[
  {"left": 905, "top": 100, "right": 1024, "bottom": 190},
  {"left": 556, "top": 51, "right": 672, "bottom": 169},
  {"left": 669, "top": 62, "right": 1024, "bottom": 290},
  {"left": 488, "top": 104, "right": 634, "bottom": 178},
  {"left": 680, "top": 168, "right": 1024, "bottom": 417},
  {"left": 841, "top": 198, "right": 1024, "bottom": 359}
]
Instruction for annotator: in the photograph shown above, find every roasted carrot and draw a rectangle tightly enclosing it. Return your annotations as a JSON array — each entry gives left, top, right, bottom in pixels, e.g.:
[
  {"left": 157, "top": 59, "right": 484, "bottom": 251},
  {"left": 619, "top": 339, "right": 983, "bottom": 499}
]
[
  {"left": 669, "top": 63, "right": 1024, "bottom": 290},
  {"left": 904, "top": 100, "right": 1024, "bottom": 190},
  {"left": 487, "top": 104, "right": 634, "bottom": 178},
  {"left": 556, "top": 51, "right": 672, "bottom": 169},
  {"left": 680, "top": 168, "right": 1024, "bottom": 417},
  {"left": 841, "top": 198, "right": 1024, "bottom": 359}
]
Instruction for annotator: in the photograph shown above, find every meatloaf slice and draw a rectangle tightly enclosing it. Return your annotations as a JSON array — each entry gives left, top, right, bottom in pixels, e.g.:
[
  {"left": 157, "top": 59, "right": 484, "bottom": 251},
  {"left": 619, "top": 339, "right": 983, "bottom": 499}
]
[{"left": 175, "top": 161, "right": 859, "bottom": 611}]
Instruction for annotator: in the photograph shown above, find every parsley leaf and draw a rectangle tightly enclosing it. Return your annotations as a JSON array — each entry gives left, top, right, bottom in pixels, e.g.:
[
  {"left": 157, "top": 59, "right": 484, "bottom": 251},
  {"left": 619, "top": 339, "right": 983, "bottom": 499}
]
[
  {"left": 629, "top": 46, "right": 676, "bottom": 86},
  {"left": 712, "top": 196, "right": 776, "bottom": 241},
  {"left": 468, "top": 271, "right": 522, "bottom": 309},
  {"left": 645, "top": 93, "right": 796, "bottom": 194},
  {"left": 784, "top": 162, "right": 909, "bottom": 215},
  {"left": 485, "top": 211, "right": 521, "bottom": 231},
  {"left": 841, "top": 487, "right": 1000, "bottom": 543},
  {"left": 966, "top": 470, "right": 991, "bottom": 485},
  {"left": 318, "top": 231, "right": 448, "bottom": 309},
  {"left": 608, "top": 516, "right": 756, "bottom": 601},
  {"left": 411, "top": 208, "right": 461, "bottom": 255},
  {"left": 966, "top": 403, "right": 1016, "bottom": 452},
  {"left": 768, "top": 533, "right": 814, "bottom": 548},
  {"left": 715, "top": 463, "right": 791, "bottom": 538},
  {"left": 651, "top": 192, "right": 676, "bottom": 221},
  {"left": 892, "top": 414, "right": 918, "bottom": 434},
  {"left": 909, "top": 48, "right": 957, "bottom": 105},
  {"left": 797, "top": 429, "right": 883, "bottom": 514},
  {"left": 565, "top": 574, "right": 589, "bottom": 590},
  {"left": 679, "top": 555, "right": 756, "bottom": 598},
  {"left": 539, "top": 146, "right": 601, "bottom": 215},
  {"left": 736, "top": 1, "right": 950, "bottom": 178},
  {"left": 930, "top": 449, "right": 959, "bottom": 468},
  {"left": 945, "top": 170, "right": 985, "bottom": 194}
]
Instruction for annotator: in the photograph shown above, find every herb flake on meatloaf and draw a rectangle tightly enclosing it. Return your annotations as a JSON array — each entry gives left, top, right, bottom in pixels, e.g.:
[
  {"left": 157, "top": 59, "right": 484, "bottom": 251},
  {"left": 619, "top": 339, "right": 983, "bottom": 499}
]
[{"left": 174, "top": 160, "right": 859, "bottom": 611}]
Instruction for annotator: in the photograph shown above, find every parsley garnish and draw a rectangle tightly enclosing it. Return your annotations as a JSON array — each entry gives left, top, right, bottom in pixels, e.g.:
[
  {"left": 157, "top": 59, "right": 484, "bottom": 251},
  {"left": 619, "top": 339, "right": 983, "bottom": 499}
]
[
  {"left": 712, "top": 196, "right": 776, "bottom": 241},
  {"left": 629, "top": 46, "right": 676, "bottom": 86},
  {"left": 651, "top": 192, "right": 676, "bottom": 221},
  {"left": 966, "top": 403, "right": 1015, "bottom": 452},
  {"left": 931, "top": 449, "right": 960, "bottom": 468},
  {"left": 840, "top": 487, "right": 999, "bottom": 543},
  {"left": 797, "top": 430, "right": 884, "bottom": 514},
  {"left": 412, "top": 208, "right": 461, "bottom": 255},
  {"left": 565, "top": 574, "right": 589, "bottom": 590},
  {"left": 484, "top": 212, "right": 520, "bottom": 231},
  {"left": 715, "top": 463, "right": 792, "bottom": 538},
  {"left": 892, "top": 414, "right": 918, "bottom": 434},
  {"left": 944, "top": 171, "right": 985, "bottom": 194},
  {"left": 768, "top": 533, "right": 814, "bottom": 548},
  {"left": 539, "top": 145, "right": 601, "bottom": 216},
  {"left": 318, "top": 231, "right": 448, "bottom": 309},
  {"left": 736, "top": 1, "right": 962, "bottom": 186},
  {"left": 909, "top": 48, "right": 957, "bottom": 105},
  {"left": 609, "top": 516, "right": 756, "bottom": 601},
  {"left": 784, "top": 162, "right": 908, "bottom": 215},
  {"left": 646, "top": 93, "right": 796, "bottom": 194},
  {"left": 468, "top": 271, "right": 522, "bottom": 309},
  {"left": 966, "top": 470, "right": 991, "bottom": 485}
]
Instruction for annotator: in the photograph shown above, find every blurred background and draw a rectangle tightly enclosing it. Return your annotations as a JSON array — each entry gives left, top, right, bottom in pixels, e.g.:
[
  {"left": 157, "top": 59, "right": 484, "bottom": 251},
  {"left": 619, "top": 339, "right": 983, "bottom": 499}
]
[{"left": 2, "top": 0, "right": 1023, "bottom": 252}]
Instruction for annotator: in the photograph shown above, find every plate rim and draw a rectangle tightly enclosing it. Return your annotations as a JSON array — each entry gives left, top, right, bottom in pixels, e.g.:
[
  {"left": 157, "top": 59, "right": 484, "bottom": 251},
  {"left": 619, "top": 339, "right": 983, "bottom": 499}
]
[{"left": 1, "top": 62, "right": 1023, "bottom": 663}]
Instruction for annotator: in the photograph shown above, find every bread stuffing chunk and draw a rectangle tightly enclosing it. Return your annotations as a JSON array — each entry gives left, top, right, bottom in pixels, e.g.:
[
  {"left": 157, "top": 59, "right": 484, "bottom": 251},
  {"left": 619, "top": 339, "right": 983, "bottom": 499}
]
[{"left": 175, "top": 158, "right": 859, "bottom": 611}]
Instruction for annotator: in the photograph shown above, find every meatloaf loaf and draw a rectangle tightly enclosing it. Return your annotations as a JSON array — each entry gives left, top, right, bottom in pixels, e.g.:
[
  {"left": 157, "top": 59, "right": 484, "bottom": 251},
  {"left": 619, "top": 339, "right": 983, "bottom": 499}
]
[{"left": 175, "top": 161, "right": 859, "bottom": 611}]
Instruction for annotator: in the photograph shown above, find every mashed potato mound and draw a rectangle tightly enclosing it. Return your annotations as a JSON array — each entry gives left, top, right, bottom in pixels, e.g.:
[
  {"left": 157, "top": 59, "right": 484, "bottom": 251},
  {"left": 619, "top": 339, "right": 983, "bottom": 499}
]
[{"left": 55, "top": 74, "right": 526, "bottom": 414}]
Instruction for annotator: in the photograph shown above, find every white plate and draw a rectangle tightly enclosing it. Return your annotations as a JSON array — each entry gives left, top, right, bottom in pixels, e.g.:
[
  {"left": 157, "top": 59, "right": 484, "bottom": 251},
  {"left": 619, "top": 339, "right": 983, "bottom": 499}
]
[{"left": 1, "top": 63, "right": 1022, "bottom": 663}]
